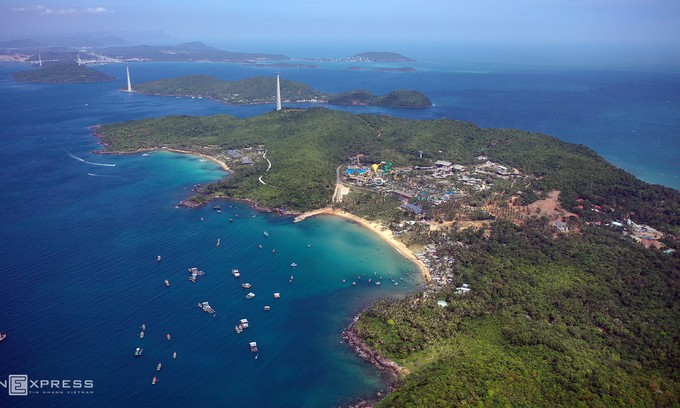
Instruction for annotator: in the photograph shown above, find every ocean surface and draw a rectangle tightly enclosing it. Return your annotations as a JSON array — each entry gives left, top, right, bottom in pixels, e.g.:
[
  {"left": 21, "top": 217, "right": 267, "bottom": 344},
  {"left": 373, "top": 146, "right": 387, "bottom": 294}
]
[{"left": 0, "top": 58, "right": 679, "bottom": 407}]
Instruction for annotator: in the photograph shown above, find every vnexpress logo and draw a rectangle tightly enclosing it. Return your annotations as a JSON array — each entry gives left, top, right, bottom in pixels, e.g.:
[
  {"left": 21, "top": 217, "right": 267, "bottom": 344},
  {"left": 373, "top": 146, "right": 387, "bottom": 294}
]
[
  {"left": 1, "top": 375, "right": 94, "bottom": 396},
  {"left": 7, "top": 374, "right": 28, "bottom": 396}
]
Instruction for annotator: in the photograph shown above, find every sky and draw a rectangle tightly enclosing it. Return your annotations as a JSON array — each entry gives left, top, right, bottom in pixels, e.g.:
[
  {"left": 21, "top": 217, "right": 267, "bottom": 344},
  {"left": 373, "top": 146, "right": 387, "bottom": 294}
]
[{"left": 2, "top": 0, "right": 680, "bottom": 68}]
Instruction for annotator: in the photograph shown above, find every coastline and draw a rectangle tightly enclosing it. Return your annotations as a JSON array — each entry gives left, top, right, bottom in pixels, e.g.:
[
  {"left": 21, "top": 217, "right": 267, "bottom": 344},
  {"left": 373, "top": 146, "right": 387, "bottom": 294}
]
[{"left": 295, "top": 208, "right": 431, "bottom": 282}]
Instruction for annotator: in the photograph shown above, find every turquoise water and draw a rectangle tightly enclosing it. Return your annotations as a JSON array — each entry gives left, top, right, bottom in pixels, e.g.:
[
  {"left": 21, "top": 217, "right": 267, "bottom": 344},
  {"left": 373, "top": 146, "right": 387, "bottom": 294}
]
[{"left": 1, "top": 59, "right": 679, "bottom": 407}]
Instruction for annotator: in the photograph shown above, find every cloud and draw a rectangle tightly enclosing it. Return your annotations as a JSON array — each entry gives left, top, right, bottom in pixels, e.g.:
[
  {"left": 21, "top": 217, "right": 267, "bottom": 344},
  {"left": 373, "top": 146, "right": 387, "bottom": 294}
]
[{"left": 12, "top": 5, "right": 112, "bottom": 15}]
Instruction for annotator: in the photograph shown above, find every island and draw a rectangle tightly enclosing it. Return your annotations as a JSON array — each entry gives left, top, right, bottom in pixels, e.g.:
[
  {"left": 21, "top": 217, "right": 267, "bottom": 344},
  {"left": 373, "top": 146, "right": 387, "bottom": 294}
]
[
  {"left": 94, "top": 108, "right": 679, "bottom": 407},
  {"left": 131, "top": 75, "right": 433, "bottom": 108},
  {"left": 348, "top": 52, "right": 415, "bottom": 62},
  {"left": 12, "top": 62, "right": 115, "bottom": 83}
]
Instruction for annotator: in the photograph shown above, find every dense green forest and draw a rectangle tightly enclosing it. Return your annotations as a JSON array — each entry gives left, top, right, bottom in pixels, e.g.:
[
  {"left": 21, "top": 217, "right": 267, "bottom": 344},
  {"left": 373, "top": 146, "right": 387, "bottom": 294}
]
[
  {"left": 13, "top": 62, "right": 115, "bottom": 83},
  {"left": 133, "top": 75, "right": 432, "bottom": 108},
  {"left": 97, "top": 108, "right": 679, "bottom": 230},
  {"left": 356, "top": 221, "right": 679, "bottom": 407}
]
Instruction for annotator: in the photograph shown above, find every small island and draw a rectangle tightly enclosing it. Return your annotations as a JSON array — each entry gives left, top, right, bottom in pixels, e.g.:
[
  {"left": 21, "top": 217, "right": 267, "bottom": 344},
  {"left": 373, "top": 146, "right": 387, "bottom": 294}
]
[
  {"left": 12, "top": 62, "right": 115, "bottom": 84},
  {"left": 348, "top": 52, "right": 414, "bottom": 62},
  {"left": 131, "top": 75, "right": 432, "bottom": 108}
]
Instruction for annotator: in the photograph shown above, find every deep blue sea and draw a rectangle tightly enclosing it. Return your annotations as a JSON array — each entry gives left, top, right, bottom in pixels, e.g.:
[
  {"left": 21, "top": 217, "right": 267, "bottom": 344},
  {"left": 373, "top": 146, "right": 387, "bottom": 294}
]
[{"left": 1, "top": 58, "right": 679, "bottom": 407}]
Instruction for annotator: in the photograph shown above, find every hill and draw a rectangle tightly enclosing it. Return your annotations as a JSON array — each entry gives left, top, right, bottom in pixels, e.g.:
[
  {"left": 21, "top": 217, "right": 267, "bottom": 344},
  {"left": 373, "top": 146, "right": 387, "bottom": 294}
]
[
  {"left": 133, "top": 75, "right": 432, "bottom": 108},
  {"left": 98, "top": 41, "right": 289, "bottom": 62},
  {"left": 95, "top": 107, "right": 679, "bottom": 406},
  {"left": 12, "top": 62, "right": 115, "bottom": 84}
]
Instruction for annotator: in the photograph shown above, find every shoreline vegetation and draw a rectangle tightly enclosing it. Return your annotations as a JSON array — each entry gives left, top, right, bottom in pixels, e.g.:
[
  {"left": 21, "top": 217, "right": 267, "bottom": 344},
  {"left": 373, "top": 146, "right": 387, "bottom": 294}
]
[{"left": 93, "top": 108, "right": 680, "bottom": 407}]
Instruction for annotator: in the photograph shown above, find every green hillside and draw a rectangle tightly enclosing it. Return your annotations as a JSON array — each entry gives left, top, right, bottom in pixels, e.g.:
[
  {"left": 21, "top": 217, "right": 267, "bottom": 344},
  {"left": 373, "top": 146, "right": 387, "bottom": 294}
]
[{"left": 13, "top": 62, "right": 115, "bottom": 83}]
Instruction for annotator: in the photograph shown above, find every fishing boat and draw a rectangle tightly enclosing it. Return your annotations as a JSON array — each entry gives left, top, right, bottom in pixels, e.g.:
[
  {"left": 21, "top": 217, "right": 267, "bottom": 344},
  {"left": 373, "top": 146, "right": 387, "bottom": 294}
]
[
  {"left": 216, "top": 238, "right": 221, "bottom": 246},
  {"left": 135, "top": 347, "right": 143, "bottom": 357},
  {"left": 198, "top": 302, "right": 216, "bottom": 314},
  {"left": 235, "top": 325, "right": 243, "bottom": 334},
  {"left": 273, "top": 292, "right": 281, "bottom": 299},
  {"left": 164, "top": 279, "right": 170, "bottom": 287},
  {"left": 290, "top": 263, "right": 297, "bottom": 267},
  {"left": 152, "top": 377, "right": 157, "bottom": 385},
  {"left": 375, "top": 281, "right": 381, "bottom": 286},
  {"left": 263, "top": 306, "right": 271, "bottom": 311},
  {"left": 156, "top": 255, "right": 162, "bottom": 262},
  {"left": 141, "top": 323, "right": 146, "bottom": 331},
  {"left": 246, "top": 292, "right": 256, "bottom": 299},
  {"left": 249, "top": 342, "right": 258, "bottom": 353},
  {"left": 166, "top": 333, "right": 171, "bottom": 340},
  {"left": 272, "top": 249, "right": 276, "bottom": 254},
  {"left": 157, "top": 362, "right": 162, "bottom": 371},
  {"left": 140, "top": 331, "right": 145, "bottom": 338},
  {"left": 173, "top": 352, "right": 177, "bottom": 359},
  {"left": 263, "top": 231, "right": 269, "bottom": 237},
  {"left": 240, "top": 319, "right": 249, "bottom": 329},
  {"left": 0, "top": 333, "right": 6, "bottom": 342},
  {"left": 142, "top": 153, "right": 150, "bottom": 157},
  {"left": 258, "top": 244, "right": 263, "bottom": 249},
  {"left": 228, "top": 218, "right": 233, "bottom": 223},
  {"left": 241, "top": 282, "right": 252, "bottom": 289},
  {"left": 232, "top": 269, "right": 240, "bottom": 278}
]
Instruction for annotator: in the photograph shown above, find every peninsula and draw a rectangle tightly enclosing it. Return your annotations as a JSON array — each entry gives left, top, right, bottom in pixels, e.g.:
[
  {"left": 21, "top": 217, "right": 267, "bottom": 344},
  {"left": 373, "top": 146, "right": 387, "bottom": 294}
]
[
  {"left": 348, "top": 52, "right": 415, "bottom": 62},
  {"left": 132, "top": 75, "right": 432, "bottom": 108},
  {"left": 12, "top": 62, "right": 115, "bottom": 84},
  {"left": 94, "top": 108, "right": 679, "bottom": 407}
]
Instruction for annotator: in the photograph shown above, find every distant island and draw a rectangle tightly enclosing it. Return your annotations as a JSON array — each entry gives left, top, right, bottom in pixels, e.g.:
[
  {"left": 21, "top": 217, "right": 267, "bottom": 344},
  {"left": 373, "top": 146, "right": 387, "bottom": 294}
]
[
  {"left": 348, "top": 66, "right": 417, "bottom": 72},
  {"left": 12, "top": 62, "right": 115, "bottom": 84},
  {"left": 348, "top": 52, "right": 414, "bottom": 62},
  {"left": 132, "top": 75, "right": 432, "bottom": 108},
  {"left": 95, "top": 107, "right": 679, "bottom": 407}
]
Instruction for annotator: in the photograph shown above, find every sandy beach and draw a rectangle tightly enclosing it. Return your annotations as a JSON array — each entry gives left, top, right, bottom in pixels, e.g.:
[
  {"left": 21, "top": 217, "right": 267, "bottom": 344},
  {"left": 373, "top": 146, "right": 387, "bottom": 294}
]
[
  {"left": 163, "top": 149, "right": 231, "bottom": 171},
  {"left": 295, "top": 208, "right": 431, "bottom": 281}
]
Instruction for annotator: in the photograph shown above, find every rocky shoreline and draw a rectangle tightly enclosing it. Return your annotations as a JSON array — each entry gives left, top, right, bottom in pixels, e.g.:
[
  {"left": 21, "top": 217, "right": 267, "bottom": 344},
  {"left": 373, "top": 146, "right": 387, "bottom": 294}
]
[{"left": 341, "top": 321, "right": 406, "bottom": 407}]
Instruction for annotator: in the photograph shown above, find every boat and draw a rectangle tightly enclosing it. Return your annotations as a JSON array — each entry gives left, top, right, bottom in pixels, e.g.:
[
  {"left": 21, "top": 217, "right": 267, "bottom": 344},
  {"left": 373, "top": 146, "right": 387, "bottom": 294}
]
[
  {"left": 166, "top": 333, "right": 171, "bottom": 340},
  {"left": 173, "top": 352, "right": 177, "bottom": 359},
  {"left": 263, "top": 306, "right": 271, "bottom": 311},
  {"left": 216, "top": 238, "right": 221, "bottom": 246},
  {"left": 241, "top": 282, "right": 252, "bottom": 289},
  {"left": 235, "top": 214, "right": 240, "bottom": 218},
  {"left": 249, "top": 342, "right": 258, "bottom": 353},
  {"left": 240, "top": 319, "right": 249, "bottom": 329},
  {"left": 152, "top": 376, "right": 157, "bottom": 385},
  {"left": 352, "top": 282, "right": 356, "bottom": 286},
  {"left": 140, "top": 331, "right": 145, "bottom": 338},
  {"left": 290, "top": 263, "right": 297, "bottom": 267},
  {"left": 235, "top": 325, "right": 243, "bottom": 334},
  {"left": 198, "top": 302, "right": 216, "bottom": 314},
  {"left": 135, "top": 347, "right": 143, "bottom": 357},
  {"left": 375, "top": 281, "right": 381, "bottom": 286},
  {"left": 164, "top": 279, "right": 170, "bottom": 287},
  {"left": 0, "top": 333, "right": 6, "bottom": 342},
  {"left": 273, "top": 292, "right": 281, "bottom": 299},
  {"left": 246, "top": 292, "right": 256, "bottom": 299},
  {"left": 289, "top": 275, "right": 294, "bottom": 283},
  {"left": 228, "top": 218, "right": 233, "bottom": 222},
  {"left": 272, "top": 249, "right": 276, "bottom": 254},
  {"left": 258, "top": 244, "right": 263, "bottom": 249},
  {"left": 263, "top": 231, "right": 269, "bottom": 237},
  {"left": 142, "top": 153, "right": 150, "bottom": 157},
  {"left": 156, "top": 255, "right": 162, "bottom": 262},
  {"left": 141, "top": 323, "right": 146, "bottom": 331},
  {"left": 213, "top": 205, "right": 221, "bottom": 211},
  {"left": 232, "top": 269, "right": 240, "bottom": 278},
  {"left": 157, "top": 362, "right": 162, "bottom": 371}
]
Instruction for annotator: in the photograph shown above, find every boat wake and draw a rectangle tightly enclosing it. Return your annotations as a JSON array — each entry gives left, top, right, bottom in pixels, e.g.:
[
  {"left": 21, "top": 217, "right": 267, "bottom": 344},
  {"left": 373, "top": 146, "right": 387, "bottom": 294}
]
[{"left": 67, "top": 151, "right": 116, "bottom": 167}]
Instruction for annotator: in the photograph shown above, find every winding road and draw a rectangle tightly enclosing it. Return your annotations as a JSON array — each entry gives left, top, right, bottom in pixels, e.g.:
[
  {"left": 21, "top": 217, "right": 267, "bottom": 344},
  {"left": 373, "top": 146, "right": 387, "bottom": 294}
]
[{"left": 258, "top": 150, "right": 272, "bottom": 185}]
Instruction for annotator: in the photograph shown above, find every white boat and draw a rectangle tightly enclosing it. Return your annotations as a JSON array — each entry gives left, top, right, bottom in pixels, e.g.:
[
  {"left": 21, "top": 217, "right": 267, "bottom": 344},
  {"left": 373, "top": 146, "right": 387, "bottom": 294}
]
[
  {"left": 232, "top": 269, "right": 241, "bottom": 278},
  {"left": 152, "top": 376, "right": 157, "bottom": 385},
  {"left": 290, "top": 263, "right": 297, "bottom": 267},
  {"left": 240, "top": 319, "right": 249, "bottom": 329},
  {"left": 173, "top": 352, "right": 177, "bottom": 359},
  {"left": 273, "top": 292, "right": 281, "bottom": 299},
  {"left": 241, "top": 282, "right": 252, "bottom": 289},
  {"left": 140, "top": 331, "right": 145, "bottom": 338},
  {"left": 250, "top": 342, "right": 258, "bottom": 353},
  {"left": 246, "top": 292, "right": 256, "bottom": 299},
  {"left": 156, "top": 255, "right": 161, "bottom": 262},
  {"left": 0, "top": 333, "right": 6, "bottom": 342},
  {"left": 235, "top": 325, "right": 243, "bottom": 334},
  {"left": 216, "top": 238, "right": 221, "bottom": 246},
  {"left": 164, "top": 279, "right": 170, "bottom": 287},
  {"left": 263, "top": 306, "right": 271, "bottom": 311},
  {"left": 135, "top": 347, "right": 143, "bottom": 357},
  {"left": 142, "top": 153, "right": 150, "bottom": 157},
  {"left": 157, "top": 362, "right": 162, "bottom": 371},
  {"left": 263, "top": 231, "right": 269, "bottom": 237}
]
